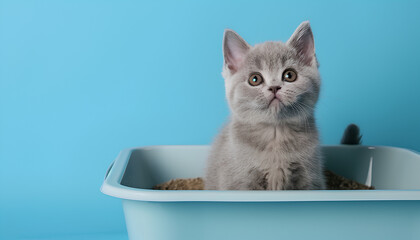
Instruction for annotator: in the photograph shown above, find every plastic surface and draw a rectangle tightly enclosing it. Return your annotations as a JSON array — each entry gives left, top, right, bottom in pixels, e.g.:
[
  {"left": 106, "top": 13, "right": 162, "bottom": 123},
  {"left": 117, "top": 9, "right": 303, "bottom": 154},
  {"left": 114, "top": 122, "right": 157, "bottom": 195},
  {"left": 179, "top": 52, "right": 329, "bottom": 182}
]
[{"left": 101, "top": 145, "right": 420, "bottom": 240}]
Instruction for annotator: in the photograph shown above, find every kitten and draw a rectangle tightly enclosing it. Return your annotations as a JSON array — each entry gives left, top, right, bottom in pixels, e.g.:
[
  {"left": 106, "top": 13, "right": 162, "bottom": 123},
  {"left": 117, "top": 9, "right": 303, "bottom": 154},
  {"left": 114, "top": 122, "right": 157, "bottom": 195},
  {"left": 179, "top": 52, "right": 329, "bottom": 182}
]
[{"left": 205, "top": 21, "right": 326, "bottom": 190}]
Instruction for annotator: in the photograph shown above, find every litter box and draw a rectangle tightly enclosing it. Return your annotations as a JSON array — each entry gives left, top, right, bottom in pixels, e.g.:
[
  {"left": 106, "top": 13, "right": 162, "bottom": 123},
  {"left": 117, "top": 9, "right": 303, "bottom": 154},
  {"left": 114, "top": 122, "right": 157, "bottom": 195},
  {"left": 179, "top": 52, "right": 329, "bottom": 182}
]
[{"left": 101, "top": 145, "right": 420, "bottom": 240}]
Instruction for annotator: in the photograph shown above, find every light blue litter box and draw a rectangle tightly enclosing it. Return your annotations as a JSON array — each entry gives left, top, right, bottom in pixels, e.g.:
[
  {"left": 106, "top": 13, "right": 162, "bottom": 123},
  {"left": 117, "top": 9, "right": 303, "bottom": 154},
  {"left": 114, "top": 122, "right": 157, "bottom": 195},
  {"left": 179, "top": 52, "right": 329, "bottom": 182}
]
[{"left": 101, "top": 145, "right": 420, "bottom": 240}]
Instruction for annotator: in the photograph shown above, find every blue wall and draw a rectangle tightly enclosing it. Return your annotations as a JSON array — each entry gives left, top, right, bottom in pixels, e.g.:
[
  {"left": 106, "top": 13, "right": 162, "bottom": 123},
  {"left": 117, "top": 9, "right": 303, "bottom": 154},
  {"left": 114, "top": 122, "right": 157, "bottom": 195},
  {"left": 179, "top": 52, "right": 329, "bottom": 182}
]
[{"left": 1, "top": 0, "right": 419, "bottom": 239}]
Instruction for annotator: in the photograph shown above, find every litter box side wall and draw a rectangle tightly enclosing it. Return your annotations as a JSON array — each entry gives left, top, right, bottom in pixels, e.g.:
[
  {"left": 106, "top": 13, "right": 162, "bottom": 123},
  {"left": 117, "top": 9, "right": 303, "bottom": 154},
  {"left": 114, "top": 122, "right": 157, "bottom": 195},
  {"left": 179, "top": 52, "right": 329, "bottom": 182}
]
[
  {"left": 122, "top": 199, "right": 420, "bottom": 240},
  {"left": 121, "top": 145, "right": 209, "bottom": 189},
  {"left": 323, "top": 145, "right": 420, "bottom": 190},
  {"left": 102, "top": 145, "right": 420, "bottom": 202}
]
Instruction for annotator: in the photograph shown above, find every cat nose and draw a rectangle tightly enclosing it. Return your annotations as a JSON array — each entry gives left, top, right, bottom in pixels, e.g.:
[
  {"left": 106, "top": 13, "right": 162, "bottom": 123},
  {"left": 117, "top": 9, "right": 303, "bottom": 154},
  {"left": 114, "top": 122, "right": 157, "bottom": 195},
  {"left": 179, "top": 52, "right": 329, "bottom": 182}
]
[{"left": 268, "top": 86, "right": 281, "bottom": 94}]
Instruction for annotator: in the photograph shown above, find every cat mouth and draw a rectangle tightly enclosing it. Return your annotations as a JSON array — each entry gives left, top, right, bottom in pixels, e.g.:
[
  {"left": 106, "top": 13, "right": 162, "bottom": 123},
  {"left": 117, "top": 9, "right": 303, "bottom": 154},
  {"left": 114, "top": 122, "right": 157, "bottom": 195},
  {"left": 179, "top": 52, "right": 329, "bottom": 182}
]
[
  {"left": 269, "top": 96, "right": 281, "bottom": 105},
  {"left": 269, "top": 97, "right": 283, "bottom": 108}
]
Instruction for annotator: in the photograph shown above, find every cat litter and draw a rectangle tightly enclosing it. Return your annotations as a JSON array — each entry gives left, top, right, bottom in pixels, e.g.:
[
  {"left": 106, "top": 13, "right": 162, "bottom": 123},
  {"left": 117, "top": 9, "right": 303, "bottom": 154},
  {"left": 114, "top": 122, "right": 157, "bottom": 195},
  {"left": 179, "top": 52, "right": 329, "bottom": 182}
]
[{"left": 101, "top": 145, "right": 420, "bottom": 240}]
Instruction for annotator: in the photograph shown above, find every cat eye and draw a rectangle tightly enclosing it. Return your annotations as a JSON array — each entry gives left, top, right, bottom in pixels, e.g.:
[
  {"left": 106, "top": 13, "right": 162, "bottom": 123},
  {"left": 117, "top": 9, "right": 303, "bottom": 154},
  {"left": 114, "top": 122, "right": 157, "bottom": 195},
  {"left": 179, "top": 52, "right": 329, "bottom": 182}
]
[
  {"left": 282, "top": 69, "right": 297, "bottom": 82},
  {"left": 248, "top": 73, "right": 264, "bottom": 86}
]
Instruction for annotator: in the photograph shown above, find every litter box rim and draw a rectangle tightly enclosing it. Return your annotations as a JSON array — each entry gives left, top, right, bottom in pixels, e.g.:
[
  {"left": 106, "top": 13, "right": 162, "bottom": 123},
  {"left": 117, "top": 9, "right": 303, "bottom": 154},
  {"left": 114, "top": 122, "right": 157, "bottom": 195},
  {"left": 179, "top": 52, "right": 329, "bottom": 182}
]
[{"left": 101, "top": 145, "right": 420, "bottom": 202}]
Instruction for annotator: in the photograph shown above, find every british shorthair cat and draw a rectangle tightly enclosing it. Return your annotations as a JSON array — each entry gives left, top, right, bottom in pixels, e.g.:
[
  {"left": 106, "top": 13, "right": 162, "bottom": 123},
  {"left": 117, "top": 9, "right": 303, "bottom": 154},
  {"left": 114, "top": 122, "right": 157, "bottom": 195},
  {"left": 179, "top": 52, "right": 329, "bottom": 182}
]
[{"left": 205, "top": 21, "right": 326, "bottom": 190}]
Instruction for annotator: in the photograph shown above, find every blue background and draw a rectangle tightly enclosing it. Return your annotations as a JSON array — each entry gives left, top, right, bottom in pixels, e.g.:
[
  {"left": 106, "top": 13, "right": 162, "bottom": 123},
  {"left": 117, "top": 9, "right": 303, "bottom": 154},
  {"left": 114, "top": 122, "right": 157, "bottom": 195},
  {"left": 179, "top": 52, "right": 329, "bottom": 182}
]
[{"left": 1, "top": 0, "right": 419, "bottom": 239}]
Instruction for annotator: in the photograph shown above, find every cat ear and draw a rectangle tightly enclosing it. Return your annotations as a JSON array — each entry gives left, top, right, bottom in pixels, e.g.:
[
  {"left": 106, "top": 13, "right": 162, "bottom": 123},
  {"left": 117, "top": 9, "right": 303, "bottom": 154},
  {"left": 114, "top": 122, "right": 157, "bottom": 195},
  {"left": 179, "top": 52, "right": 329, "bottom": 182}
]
[
  {"left": 287, "top": 21, "right": 315, "bottom": 66},
  {"left": 223, "top": 29, "right": 250, "bottom": 73}
]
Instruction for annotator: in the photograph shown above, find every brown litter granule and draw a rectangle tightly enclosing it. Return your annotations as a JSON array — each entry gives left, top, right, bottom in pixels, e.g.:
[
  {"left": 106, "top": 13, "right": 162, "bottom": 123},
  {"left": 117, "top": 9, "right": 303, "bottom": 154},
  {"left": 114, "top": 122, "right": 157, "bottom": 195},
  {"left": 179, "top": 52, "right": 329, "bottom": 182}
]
[
  {"left": 154, "top": 170, "right": 374, "bottom": 190},
  {"left": 154, "top": 177, "right": 204, "bottom": 190},
  {"left": 324, "top": 170, "right": 374, "bottom": 190}
]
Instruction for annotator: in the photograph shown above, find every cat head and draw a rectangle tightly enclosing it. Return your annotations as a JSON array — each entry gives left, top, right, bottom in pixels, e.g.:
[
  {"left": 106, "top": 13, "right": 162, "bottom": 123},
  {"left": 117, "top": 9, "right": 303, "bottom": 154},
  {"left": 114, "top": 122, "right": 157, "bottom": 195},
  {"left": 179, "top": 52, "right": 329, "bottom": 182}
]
[{"left": 222, "top": 21, "right": 320, "bottom": 125}]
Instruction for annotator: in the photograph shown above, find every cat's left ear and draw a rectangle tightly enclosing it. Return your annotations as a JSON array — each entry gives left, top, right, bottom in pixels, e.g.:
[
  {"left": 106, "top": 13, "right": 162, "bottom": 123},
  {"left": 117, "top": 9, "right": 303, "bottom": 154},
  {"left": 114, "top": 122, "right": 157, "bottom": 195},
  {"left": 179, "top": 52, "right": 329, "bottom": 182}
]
[
  {"left": 223, "top": 29, "right": 251, "bottom": 73},
  {"left": 287, "top": 21, "right": 315, "bottom": 66}
]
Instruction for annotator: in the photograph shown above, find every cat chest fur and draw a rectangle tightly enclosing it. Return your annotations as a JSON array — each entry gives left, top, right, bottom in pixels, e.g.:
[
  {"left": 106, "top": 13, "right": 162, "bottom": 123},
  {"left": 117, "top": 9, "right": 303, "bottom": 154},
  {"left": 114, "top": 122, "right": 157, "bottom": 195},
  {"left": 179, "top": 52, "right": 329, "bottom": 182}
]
[{"left": 231, "top": 122, "right": 318, "bottom": 190}]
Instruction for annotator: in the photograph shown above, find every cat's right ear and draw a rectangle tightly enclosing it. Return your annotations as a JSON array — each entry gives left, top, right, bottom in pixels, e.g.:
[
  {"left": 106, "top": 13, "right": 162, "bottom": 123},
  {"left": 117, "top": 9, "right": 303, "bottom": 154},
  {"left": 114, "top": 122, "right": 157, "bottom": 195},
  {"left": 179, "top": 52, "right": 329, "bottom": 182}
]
[
  {"left": 223, "top": 29, "right": 250, "bottom": 74},
  {"left": 286, "top": 21, "right": 315, "bottom": 66}
]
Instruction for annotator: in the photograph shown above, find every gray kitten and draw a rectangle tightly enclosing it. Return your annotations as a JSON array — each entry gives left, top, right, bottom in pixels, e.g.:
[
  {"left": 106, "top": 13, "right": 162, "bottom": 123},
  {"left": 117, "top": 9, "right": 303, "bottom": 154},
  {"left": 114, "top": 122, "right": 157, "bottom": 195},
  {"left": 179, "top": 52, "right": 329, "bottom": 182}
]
[{"left": 205, "top": 21, "right": 326, "bottom": 190}]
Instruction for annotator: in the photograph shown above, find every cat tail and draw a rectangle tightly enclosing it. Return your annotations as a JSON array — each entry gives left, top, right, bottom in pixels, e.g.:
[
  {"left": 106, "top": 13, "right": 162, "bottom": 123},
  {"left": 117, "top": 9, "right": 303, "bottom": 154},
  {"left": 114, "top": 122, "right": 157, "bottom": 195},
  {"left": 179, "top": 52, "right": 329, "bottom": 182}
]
[{"left": 340, "top": 124, "right": 362, "bottom": 145}]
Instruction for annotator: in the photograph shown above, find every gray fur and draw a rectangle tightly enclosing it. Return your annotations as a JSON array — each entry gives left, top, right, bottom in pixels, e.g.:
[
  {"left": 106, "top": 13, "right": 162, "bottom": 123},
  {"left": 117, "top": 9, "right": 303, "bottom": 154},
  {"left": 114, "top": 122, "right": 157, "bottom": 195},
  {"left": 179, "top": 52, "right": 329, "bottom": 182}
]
[
  {"left": 341, "top": 124, "right": 362, "bottom": 145},
  {"left": 205, "top": 21, "right": 326, "bottom": 190}
]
